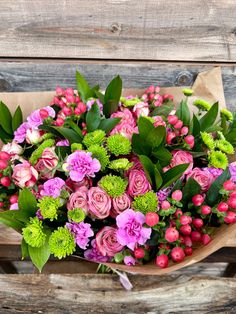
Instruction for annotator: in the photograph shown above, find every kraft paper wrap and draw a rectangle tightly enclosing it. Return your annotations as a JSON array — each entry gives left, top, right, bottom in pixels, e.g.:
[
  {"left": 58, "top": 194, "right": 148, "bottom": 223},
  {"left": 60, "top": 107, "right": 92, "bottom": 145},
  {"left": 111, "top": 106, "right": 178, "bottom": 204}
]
[{"left": 1, "top": 67, "right": 236, "bottom": 275}]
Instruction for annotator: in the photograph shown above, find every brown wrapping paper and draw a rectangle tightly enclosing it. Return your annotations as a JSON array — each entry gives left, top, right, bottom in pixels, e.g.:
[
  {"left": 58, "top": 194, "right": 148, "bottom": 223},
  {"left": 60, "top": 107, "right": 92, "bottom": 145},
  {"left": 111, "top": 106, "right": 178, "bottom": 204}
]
[{"left": 1, "top": 67, "right": 234, "bottom": 275}]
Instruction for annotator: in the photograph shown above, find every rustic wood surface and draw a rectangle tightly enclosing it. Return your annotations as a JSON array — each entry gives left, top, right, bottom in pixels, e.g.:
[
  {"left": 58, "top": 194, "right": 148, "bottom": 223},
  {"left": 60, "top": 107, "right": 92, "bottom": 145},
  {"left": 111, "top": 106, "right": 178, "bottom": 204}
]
[
  {"left": 0, "top": 1, "right": 236, "bottom": 61},
  {"left": 0, "top": 274, "right": 236, "bottom": 313}
]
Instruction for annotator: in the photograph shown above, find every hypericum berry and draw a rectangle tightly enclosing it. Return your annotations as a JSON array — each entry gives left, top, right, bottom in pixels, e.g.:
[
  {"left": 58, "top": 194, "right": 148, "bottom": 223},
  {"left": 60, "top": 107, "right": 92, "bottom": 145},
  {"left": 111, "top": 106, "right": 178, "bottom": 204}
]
[
  {"left": 62, "top": 107, "right": 73, "bottom": 116},
  {"left": 192, "top": 218, "right": 204, "bottom": 229},
  {"left": 180, "top": 215, "right": 192, "bottom": 225},
  {"left": 183, "top": 236, "right": 192, "bottom": 247},
  {"left": 165, "top": 227, "right": 179, "bottom": 243},
  {"left": 166, "top": 132, "right": 176, "bottom": 144},
  {"left": 179, "top": 235, "right": 185, "bottom": 244},
  {"left": 134, "top": 247, "right": 145, "bottom": 259},
  {"left": 174, "top": 120, "right": 183, "bottom": 129},
  {"left": 202, "top": 234, "right": 211, "bottom": 245},
  {"left": 0, "top": 152, "right": 10, "bottom": 161},
  {"left": 184, "top": 247, "right": 193, "bottom": 256},
  {"left": 171, "top": 247, "right": 185, "bottom": 263},
  {"left": 161, "top": 200, "right": 171, "bottom": 210},
  {"left": 66, "top": 95, "right": 75, "bottom": 103},
  {"left": 201, "top": 205, "right": 211, "bottom": 215},
  {"left": 230, "top": 190, "right": 236, "bottom": 198},
  {"left": 217, "top": 202, "right": 229, "bottom": 212},
  {"left": 9, "top": 194, "right": 18, "bottom": 204},
  {"left": 192, "top": 194, "right": 204, "bottom": 206},
  {"left": 0, "top": 201, "right": 4, "bottom": 207},
  {"left": 156, "top": 254, "right": 169, "bottom": 268},
  {"left": 145, "top": 212, "right": 159, "bottom": 227},
  {"left": 0, "top": 160, "right": 8, "bottom": 170},
  {"left": 184, "top": 135, "right": 194, "bottom": 148},
  {"left": 39, "top": 108, "right": 49, "bottom": 119},
  {"left": 180, "top": 224, "right": 192, "bottom": 235},
  {"left": 0, "top": 177, "right": 11, "bottom": 187},
  {"left": 191, "top": 231, "right": 202, "bottom": 242},
  {"left": 224, "top": 211, "right": 236, "bottom": 224},
  {"left": 174, "top": 209, "right": 183, "bottom": 218},
  {"left": 54, "top": 117, "right": 64, "bottom": 126},
  {"left": 77, "top": 102, "right": 87, "bottom": 114},
  {"left": 167, "top": 115, "right": 178, "bottom": 125},
  {"left": 223, "top": 180, "right": 235, "bottom": 191},
  {"left": 227, "top": 197, "right": 236, "bottom": 209},
  {"left": 171, "top": 190, "right": 182, "bottom": 201},
  {"left": 180, "top": 126, "right": 189, "bottom": 136}
]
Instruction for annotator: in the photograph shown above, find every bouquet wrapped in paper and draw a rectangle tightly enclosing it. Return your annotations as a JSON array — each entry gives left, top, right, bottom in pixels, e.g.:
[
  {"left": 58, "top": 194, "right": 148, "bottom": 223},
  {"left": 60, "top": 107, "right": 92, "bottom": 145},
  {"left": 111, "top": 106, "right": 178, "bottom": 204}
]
[{"left": 0, "top": 67, "right": 235, "bottom": 275}]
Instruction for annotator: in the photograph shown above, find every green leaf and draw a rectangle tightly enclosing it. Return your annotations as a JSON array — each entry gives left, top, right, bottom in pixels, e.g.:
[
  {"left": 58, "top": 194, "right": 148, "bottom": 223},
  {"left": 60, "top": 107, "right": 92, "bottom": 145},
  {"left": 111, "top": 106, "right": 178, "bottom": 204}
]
[
  {"left": 52, "top": 126, "right": 82, "bottom": 144},
  {"left": 191, "top": 114, "right": 200, "bottom": 137},
  {"left": 182, "top": 178, "right": 201, "bottom": 205},
  {"left": 12, "top": 106, "right": 23, "bottom": 131},
  {"left": 162, "top": 163, "right": 189, "bottom": 189},
  {"left": 176, "top": 100, "right": 190, "bottom": 125},
  {"left": 103, "top": 75, "right": 122, "bottom": 118},
  {"left": 206, "top": 168, "right": 231, "bottom": 205},
  {"left": 152, "top": 147, "right": 172, "bottom": 166},
  {"left": 0, "top": 125, "right": 13, "bottom": 143},
  {"left": 86, "top": 103, "right": 101, "bottom": 132},
  {"left": 151, "top": 101, "right": 174, "bottom": 117},
  {"left": 39, "top": 125, "right": 61, "bottom": 137},
  {"left": 98, "top": 117, "right": 121, "bottom": 133},
  {"left": 139, "top": 155, "right": 163, "bottom": 190},
  {"left": 0, "top": 101, "right": 12, "bottom": 134},
  {"left": 21, "top": 238, "right": 29, "bottom": 259},
  {"left": 138, "top": 116, "right": 154, "bottom": 139},
  {"left": 76, "top": 70, "right": 91, "bottom": 102},
  {"left": 146, "top": 125, "right": 166, "bottom": 149},
  {"left": 0, "top": 211, "right": 24, "bottom": 231},
  {"left": 132, "top": 134, "right": 151, "bottom": 156},
  {"left": 95, "top": 90, "right": 105, "bottom": 104},
  {"left": 199, "top": 102, "right": 219, "bottom": 131},
  {"left": 28, "top": 232, "right": 51, "bottom": 272},
  {"left": 18, "top": 188, "right": 38, "bottom": 219},
  {"left": 55, "top": 146, "right": 71, "bottom": 160},
  {"left": 226, "top": 129, "right": 236, "bottom": 144},
  {"left": 66, "top": 120, "right": 83, "bottom": 138}
]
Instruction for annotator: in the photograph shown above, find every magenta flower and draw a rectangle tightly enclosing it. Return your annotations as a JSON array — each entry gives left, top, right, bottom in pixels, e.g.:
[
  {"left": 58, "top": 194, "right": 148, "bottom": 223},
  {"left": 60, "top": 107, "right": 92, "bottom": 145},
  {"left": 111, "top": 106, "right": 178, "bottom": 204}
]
[
  {"left": 56, "top": 139, "right": 70, "bottom": 146},
  {"left": 40, "top": 177, "right": 65, "bottom": 198},
  {"left": 116, "top": 209, "right": 152, "bottom": 250},
  {"left": 124, "top": 256, "right": 135, "bottom": 266},
  {"left": 27, "top": 106, "right": 55, "bottom": 129},
  {"left": 84, "top": 239, "right": 111, "bottom": 262},
  {"left": 10, "top": 203, "right": 19, "bottom": 210},
  {"left": 229, "top": 162, "right": 236, "bottom": 181},
  {"left": 14, "top": 122, "right": 29, "bottom": 143},
  {"left": 66, "top": 151, "right": 101, "bottom": 182},
  {"left": 66, "top": 222, "right": 94, "bottom": 250}
]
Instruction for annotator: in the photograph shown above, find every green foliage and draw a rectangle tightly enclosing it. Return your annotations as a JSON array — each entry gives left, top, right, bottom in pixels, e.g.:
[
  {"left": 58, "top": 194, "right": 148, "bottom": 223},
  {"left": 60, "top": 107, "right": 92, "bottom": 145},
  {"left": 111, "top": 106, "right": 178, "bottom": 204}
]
[
  {"left": 176, "top": 99, "right": 190, "bottom": 125},
  {"left": 103, "top": 75, "right": 122, "bottom": 118},
  {"left": 199, "top": 102, "right": 219, "bottom": 131},
  {"left": 86, "top": 103, "right": 101, "bottom": 132},
  {"left": 162, "top": 164, "right": 189, "bottom": 189}
]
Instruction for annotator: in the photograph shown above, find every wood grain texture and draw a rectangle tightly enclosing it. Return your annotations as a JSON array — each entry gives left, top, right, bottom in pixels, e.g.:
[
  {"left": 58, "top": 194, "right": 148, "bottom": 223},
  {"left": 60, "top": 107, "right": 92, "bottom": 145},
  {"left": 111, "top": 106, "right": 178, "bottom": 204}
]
[
  {"left": 0, "top": 61, "right": 235, "bottom": 109},
  {"left": 0, "top": 1, "right": 235, "bottom": 61},
  {"left": 0, "top": 274, "right": 236, "bottom": 313}
]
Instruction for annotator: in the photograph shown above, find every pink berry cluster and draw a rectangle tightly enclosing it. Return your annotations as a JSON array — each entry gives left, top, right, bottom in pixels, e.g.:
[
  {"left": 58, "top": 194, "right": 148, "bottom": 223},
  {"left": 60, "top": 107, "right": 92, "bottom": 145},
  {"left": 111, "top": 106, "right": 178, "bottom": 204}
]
[{"left": 142, "top": 85, "right": 174, "bottom": 107}]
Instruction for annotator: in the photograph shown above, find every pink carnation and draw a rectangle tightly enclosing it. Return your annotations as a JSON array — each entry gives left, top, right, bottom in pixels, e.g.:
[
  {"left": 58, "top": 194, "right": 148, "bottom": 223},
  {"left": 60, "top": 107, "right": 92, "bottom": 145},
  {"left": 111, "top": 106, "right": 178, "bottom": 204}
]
[
  {"left": 111, "top": 108, "right": 136, "bottom": 127},
  {"left": 66, "top": 222, "right": 94, "bottom": 250},
  {"left": 170, "top": 150, "right": 193, "bottom": 175},
  {"left": 128, "top": 169, "right": 151, "bottom": 197},
  {"left": 84, "top": 239, "right": 111, "bottom": 263},
  {"left": 40, "top": 177, "right": 65, "bottom": 198},
  {"left": 187, "top": 167, "right": 214, "bottom": 192},
  {"left": 67, "top": 186, "right": 89, "bottom": 214},
  {"left": 88, "top": 187, "right": 111, "bottom": 219},
  {"left": 111, "top": 193, "right": 131, "bottom": 218},
  {"left": 27, "top": 106, "right": 55, "bottom": 129},
  {"left": 96, "top": 226, "right": 124, "bottom": 257},
  {"left": 12, "top": 161, "right": 38, "bottom": 188},
  {"left": 133, "top": 102, "right": 149, "bottom": 117}
]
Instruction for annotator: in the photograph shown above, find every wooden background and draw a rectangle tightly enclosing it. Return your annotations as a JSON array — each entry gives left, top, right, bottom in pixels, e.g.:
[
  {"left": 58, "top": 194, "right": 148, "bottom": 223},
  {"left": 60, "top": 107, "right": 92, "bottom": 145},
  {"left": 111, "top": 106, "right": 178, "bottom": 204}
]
[{"left": 0, "top": 0, "right": 236, "bottom": 313}]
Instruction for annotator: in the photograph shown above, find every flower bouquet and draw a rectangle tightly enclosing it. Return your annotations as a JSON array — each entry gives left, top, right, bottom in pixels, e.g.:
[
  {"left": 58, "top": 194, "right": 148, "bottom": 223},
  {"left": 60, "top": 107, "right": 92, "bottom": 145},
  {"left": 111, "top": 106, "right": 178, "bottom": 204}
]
[{"left": 0, "top": 69, "right": 235, "bottom": 274}]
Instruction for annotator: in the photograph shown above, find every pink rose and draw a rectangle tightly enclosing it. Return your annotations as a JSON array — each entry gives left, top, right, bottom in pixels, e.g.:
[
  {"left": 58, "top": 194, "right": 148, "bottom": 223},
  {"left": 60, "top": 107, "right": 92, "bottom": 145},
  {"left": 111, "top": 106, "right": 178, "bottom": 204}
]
[
  {"left": 111, "top": 193, "right": 131, "bottom": 218},
  {"left": 153, "top": 116, "right": 166, "bottom": 127},
  {"left": 128, "top": 169, "right": 151, "bottom": 197},
  {"left": 67, "top": 186, "right": 89, "bottom": 214},
  {"left": 12, "top": 161, "right": 38, "bottom": 188},
  {"left": 170, "top": 150, "right": 193, "bottom": 175},
  {"left": 110, "top": 122, "right": 138, "bottom": 141},
  {"left": 96, "top": 226, "right": 124, "bottom": 257},
  {"left": 187, "top": 167, "right": 214, "bottom": 192},
  {"left": 35, "top": 147, "right": 58, "bottom": 179},
  {"left": 111, "top": 108, "right": 136, "bottom": 127},
  {"left": 133, "top": 102, "right": 149, "bottom": 117},
  {"left": 26, "top": 128, "right": 43, "bottom": 145},
  {"left": 2, "top": 141, "right": 23, "bottom": 157},
  {"left": 65, "top": 177, "right": 92, "bottom": 192},
  {"left": 88, "top": 187, "right": 111, "bottom": 219}
]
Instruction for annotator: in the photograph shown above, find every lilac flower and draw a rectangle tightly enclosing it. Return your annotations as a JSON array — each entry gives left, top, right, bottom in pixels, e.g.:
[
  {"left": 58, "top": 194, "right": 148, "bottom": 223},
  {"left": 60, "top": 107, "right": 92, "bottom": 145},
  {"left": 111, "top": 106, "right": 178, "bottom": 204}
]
[
  {"left": 116, "top": 209, "right": 151, "bottom": 250},
  {"left": 10, "top": 203, "right": 18, "bottom": 210},
  {"left": 36, "top": 209, "right": 44, "bottom": 220},
  {"left": 84, "top": 239, "right": 111, "bottom": 262},
  {"left": 40, "top": 177, "right": 65, "bottom": 198},
  {"left": 156, "top": 187, "right": 172, "bottom": 203},
  {"left": 66, "top": 222, "right": 94, "bottom": 250},
  {"left": 229, "top": 162, "right": 236, "bottom": 182},
  {"left": 14, "top": 122, "right": 29, "bottom": 143},
  {"left": 203, "top": 167, "right": 223, "bottom": 179},
  {"left": 124, "top": 256, "right": 135, "bottom": 266},
  {"left": 56, "top": 139, "right": 70, "bottom": 146},
  {"left": 27, "top": 106, "right": 55, "bottom": 129},
  {"left": 66, "top": 151, "right": 101, "bottom": 182}
]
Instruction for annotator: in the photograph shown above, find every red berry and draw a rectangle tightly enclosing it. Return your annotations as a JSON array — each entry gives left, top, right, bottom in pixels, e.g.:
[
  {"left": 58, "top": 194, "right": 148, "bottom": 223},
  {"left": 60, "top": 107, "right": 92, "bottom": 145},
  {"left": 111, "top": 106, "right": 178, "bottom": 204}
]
[
  {"left": 184, "top": 247, "right": 193, "bottom": 256},
  {"left": 171, "top": 247, "right": 185, "bottom": 263},
  {"left": 217, "top": 202, "right": 229, "bottom": 212},
  {"left": 191, "top": 231, "right": 202, "bottom": 242},
  {"left": 202, "top": 234, "right": 211, "bottom": 245},
  {"left": 54, "top": 117, "right": 64, "bottom": 126},
  {"left": 180, "top": 215, "right": 191, "bottom": 225},
  {"left": 166, "top": 132, "right": 176, "bottom": 144},
  {"left": 174, "top": 120, "right": 183, "bottom": 129},
  {"left": 0, "top": 201, "right": 4, "bottom": 207},
  {"left": 77, "top": 102, "right": 87, "bottom": 114},
  {"left": 180, "top": 126, "right": 189, "bottom": 136},
  {"left": 192, "top": 218, "right": 204, "bottom": 229},
  {"left": 167, "top": 115, "right": 178, "bottom": 125},
  {"left": 161, "top": 200, "right": 171, "bottom": 210},
  {"left": 230, "top": 190, "right": 236, "bottom": 198},
  {"left": 174, "top": 209, "right": 183, "bottom": 218},
  {"left": 0, "top": 160, "right": 8, "bottom": 170},
  {"left": 9, "top": 194, "right": 18, "bottom": 204},
  {"left": 134, "top": 247, "right": 145, "bottom": 259},
  {"left": 224, "top": 211, "right": 236, "bottom": 224},
  {"left": 223, "top": 180, "right": 235, "bottom": 191},
  {"left": 156, "top": 254, "right": 169, "bottom": 268},
  {"left": 39, "top": 108, "right": 49, "bottom": 119},
  {"left": 165, "top": 227, "right": 179, "bottom": 243},
  {"left": 201, "top": 205, "right": 211, "bottom": 215},
  {"left": 183, "top": 236, "right": 192, "bottom": 247},
  {"left": 179, "top": 235, "right": 185, "bottom": 244},
  {"left": 62, "top": 107, "right": 73, "bottom": 116},
  {"left": 192, "top": 194, "right": 204, "bottom": 206},
  {"left": 180, "top": 224, "right": 192, "bottom": 235},
  {"left": 159, "top": 243, "right": 170, "bottom": 250},
  {"left": 0, "top": 176, "right": 11, "bottom": 187},
  {"left": 171, "top": 190, "right": 182, "bottom": 201},
  {"left": 227, "top": 197, "right": 236, "bottom": 209},
  {"left": 0, "top": 152, "right": 10, "bottom": 161},
  {"left": 184, "top": 135, "right": 195, "bottom": 146},
  {"left": 74, "top": 107, "right": 81, "bottom": 115},
  {"left": 145, "top": 212, "right": 159, "bottom": 227}
]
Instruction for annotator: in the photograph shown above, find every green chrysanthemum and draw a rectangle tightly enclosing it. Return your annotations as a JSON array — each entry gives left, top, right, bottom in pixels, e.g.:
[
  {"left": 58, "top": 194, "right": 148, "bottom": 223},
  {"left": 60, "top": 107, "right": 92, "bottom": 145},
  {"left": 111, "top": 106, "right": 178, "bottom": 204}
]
[
  {"left": 109, "top": 158, "right": 133, "bottom": 171},
  {"left": 83, "top": 130, "right": 106, "bottom": 148},
  {"left": 87, "top": 144, "right": 109, "bottom": 171},
  {"left": 68, "top": 208, "right": 86, "bottom": 223},
  {"left": 99, "top": 175, "right": 128, "bottom": 197},
  {"left": 216, "top": 139, "right": 234, "bottom": 155},
  {"left": 49, "top": 227, "right": 76, "bottom": 259},
  {"left": 220, "top": 108, "right": 233, "bottom": 122},
  {"left": 120, "top": 96, "right": 140, "bottom": 107},
  {"left": 22, "top": 217, "right": 46, "bottom": 248},
  {"left": 193, "top": 99, "right": 211, "bottom": 111},
  {"left": 29, "top": 139, "right": 55, "bottom": 165},
  {"left": 182, "top": 88, "right": 194, "bottom": 96},
  {"left": 132, "top": 191, "right": 158, "bottom": 214},
  {"left": 38, "top": 196, "right": 61, "bottom": 221},
  {"left": 107, "top": 134, "right": 131, "bottom": 156},
  {"left": 201, "top": 132, "right": 215, "bottom": 150},
  {"left": 71, "top": 143, "right": 83, "bottom": 152},
  {"left": 209, "top": 151, "right": 228, "bottom": 169}
]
